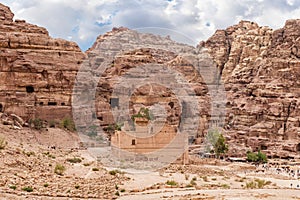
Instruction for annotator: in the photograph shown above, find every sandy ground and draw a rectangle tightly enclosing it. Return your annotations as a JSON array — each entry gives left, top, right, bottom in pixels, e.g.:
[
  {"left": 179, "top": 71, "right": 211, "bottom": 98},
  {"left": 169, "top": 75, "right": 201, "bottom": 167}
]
[
  {"left": 118, "top": 188, "right": 300, "bottom": 200},
  {"left": 1, "top": 124, "right": 300, "bottom": 199}
]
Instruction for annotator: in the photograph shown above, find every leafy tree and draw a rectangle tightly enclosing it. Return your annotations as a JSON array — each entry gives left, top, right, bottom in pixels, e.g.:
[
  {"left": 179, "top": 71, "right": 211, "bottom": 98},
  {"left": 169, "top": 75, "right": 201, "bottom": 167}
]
[
  {"left": 214, "top": 134, "right": 229, "bottom": 158},
  {"left": 205, "top": 129, "right": 228, "bottom": 158}
]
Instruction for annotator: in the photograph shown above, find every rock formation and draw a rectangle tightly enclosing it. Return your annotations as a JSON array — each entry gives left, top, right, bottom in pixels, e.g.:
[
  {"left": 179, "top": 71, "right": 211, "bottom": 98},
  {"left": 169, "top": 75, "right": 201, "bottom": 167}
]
[
  {"left": 0, "top": 2, "right": 299, "bottom": 159},
  {"left": 202, "top": 20, "right": 300, "bottom": 158},
  {"left": 0, "top": 3, "right": 85, "bottom": 121}
]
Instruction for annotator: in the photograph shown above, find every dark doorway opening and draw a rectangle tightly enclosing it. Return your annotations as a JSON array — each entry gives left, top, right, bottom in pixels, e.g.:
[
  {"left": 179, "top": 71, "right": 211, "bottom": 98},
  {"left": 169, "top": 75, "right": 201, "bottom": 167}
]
[
  {"left": 297, "top": 143, "right": 300, "bottom": 152},
  {"left": 131, "top": 139, "right": 136, "bottom": 145},
  {"left": 0, "top": 103, "right": 2, "bottom": 112},
  {"left": 26, "top": 86, "right": 34, "bottom": 93}
]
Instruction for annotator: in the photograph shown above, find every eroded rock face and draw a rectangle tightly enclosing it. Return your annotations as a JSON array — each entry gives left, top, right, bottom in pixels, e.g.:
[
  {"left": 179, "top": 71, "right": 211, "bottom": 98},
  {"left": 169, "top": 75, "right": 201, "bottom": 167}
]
[
  {"left": 0, "top": 3, "right": 85, "bottom": 121},
  {"left": 202, "top": 20, "right": 300, "bottom": 158},
  {"left": 0, "top": 2, "right": 299, "bottom": 159}
]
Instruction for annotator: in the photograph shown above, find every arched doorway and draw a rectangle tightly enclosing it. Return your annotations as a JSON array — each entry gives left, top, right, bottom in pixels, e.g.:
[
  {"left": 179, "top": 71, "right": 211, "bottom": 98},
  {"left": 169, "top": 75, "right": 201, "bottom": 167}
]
[{"left": 296, "top": 143, "right": 300, "bottom": 152}]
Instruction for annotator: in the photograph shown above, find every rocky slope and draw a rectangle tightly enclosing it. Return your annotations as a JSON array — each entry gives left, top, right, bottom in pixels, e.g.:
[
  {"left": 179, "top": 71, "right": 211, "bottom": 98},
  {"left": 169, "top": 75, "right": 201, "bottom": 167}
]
[{"left": 202, "top": 20, "right": 300, "bottom": 158}]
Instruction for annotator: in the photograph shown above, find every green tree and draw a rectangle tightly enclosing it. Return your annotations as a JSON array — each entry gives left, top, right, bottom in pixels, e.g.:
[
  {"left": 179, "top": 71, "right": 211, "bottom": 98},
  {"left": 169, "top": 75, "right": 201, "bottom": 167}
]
[
  {"left": 205, "top": 129, "right": 228, "bottom": 158},
  {"left": 214, "top": 134, "right": 229, "bottom": 158}
]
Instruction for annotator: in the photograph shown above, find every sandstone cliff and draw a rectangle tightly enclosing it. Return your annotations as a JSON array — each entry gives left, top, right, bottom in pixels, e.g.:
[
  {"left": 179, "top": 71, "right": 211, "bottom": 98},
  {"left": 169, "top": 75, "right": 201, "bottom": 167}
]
[
  {"left": 202, "top": 20, "right": 300, "bottom": 158},
  {"left": 0, "top": 3, "right": 85, "bottom": 121},
  {"left": 0, "top": 2, "right": 299, "bottom": 159}
]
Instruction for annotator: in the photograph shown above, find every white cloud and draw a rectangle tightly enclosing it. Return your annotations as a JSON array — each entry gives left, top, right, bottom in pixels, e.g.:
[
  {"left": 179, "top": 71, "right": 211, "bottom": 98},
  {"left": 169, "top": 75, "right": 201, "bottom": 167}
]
[{"left": 1, "top": 0, "right": 300, "bottom": 50}]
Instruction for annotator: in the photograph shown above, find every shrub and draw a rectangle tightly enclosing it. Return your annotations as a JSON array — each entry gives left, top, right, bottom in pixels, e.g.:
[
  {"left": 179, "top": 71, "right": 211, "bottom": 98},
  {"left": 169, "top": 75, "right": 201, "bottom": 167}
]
[
  {"left": 9, "top": 185, "right": 16, "bottom": 190},
  {"left": 30, "top": 118, "right": 43, "bottom": 130},
  {"left": 60, "top": 117, "right": 76, "bottom": 131},
  {"left": 166, "top": 180, "right": 178, "bottom": 186},
  {"left": 131, "top": 107, "right": 153, "bottom": 121},
  {"left": 22, "top": 186, "right": 33, "bottom": 192},
  {"left": 75, "top": 185, "right": 80, "bottom": 189},
  {"left": 190, "top": 180, "right": 197, "bottom": 186},
  {"left": 245, "top": 179, "right": 271, "bottom": 189},
  {"left": 120, "top": 189, "right": 125, "bottom": 192},
  {"left": 92, "top": 168, "right": 99, "bottom": 171},
  {"left": 43, "top": 183, "right": 49, "bottom": 187},
  {"left": 202, "top": 176, "right": 208, "bottom": 182},
  {"left": 54, "top": 164, "right": 66, "bottom": 175},
  {"left": 221, "top": 184, "right": 230, "bottom": 189},
  {"left": 0, "top": 137, "right": 7, "bottom": 150},
  {"left": 109, "top": 170, "right": 121, "bottom": 175},
  {"left": 66, "top": 157, "right": 82, "bottom": 163},
  {"left": 247, "top": 150, "right": 267, "bottom": 163}
]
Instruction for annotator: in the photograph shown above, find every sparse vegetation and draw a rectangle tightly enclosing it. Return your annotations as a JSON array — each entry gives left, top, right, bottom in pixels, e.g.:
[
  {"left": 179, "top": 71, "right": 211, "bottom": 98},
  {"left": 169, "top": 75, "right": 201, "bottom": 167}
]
[
  {"left": 54, "top": 164, "right": 66, "bottom": 175},
  {"left": 107, "top": 123, "right": 123, "bottom": 133},
  {"left": 166, "top": 180, "right": 178, "bottom": 186},
  {"left": 75, "top": 185, "right": 80, "bottom": 189},
  {"left": 190, "top": 180, "right": 197, "bottom": 186},
  {"left": 29, "top": 118, "right": 43, "bottom": 130},
  {"left": 201, "top": 176, "right": 209, "bottom": 182},
  {"left": 131, "top": 107, "right": 153, "bottom": 121},
  {"left": 66, "top": 157, "right": 82, "bottom": 163},
  {"left": 22, "top": 186, "right": 33, "bottom": 192},
  {"left": 60, "top": 117, "right": 76, "bottom": 131},
  {"left": 24, "top": 151, "right": 35, "bottom": 157},
  {"left": 120, "top": 188, "right": 125, "bottom": 192},
  {"left": 246, "top": 150, "right": 267, "bottom": 163},
  {"left": 43, "top": 183, "right": 49, "bottom": 187},
  {"left": 221, "top": 183, "right": 230, "bottom": 189},
  {"left": 43, "top": 151, "right": 55, "bottom": 159},
  {"left": 0, "top": 137, "right": 7, "bottom": 150},
  {"left": 245, "top": 179, "right": 271, "bottom": 189},
  {"left": 9, "top": 185, "right": 16, "bottom": 190},
  {"left": 109, "top": 169, "right": 122, "bottom": 175},
  {"left": 92, "top": 167, "right": 99, "bottom": 171}
]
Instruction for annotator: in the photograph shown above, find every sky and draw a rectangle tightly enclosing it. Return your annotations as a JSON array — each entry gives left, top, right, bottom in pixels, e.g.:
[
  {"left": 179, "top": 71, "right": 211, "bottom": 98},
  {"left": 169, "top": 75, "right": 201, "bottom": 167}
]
[{"left": 2, "top": 0, "right": 300, "bottom": 51}]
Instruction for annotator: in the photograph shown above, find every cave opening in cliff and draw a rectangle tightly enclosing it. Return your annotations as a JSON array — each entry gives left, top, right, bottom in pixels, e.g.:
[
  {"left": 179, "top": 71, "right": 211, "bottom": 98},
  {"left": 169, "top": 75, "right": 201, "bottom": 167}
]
[
  {"left": 48, "top": 102, "right": 57, "bottom": 106},
  {"left": 297, "top": 143, "right": 300, "bottom": 152},
  {"left": 26, "top": 86, "right": 34, "bottom": 93},
  {"left": 0, "top": 103, "right": 2, "bottom": 112}
]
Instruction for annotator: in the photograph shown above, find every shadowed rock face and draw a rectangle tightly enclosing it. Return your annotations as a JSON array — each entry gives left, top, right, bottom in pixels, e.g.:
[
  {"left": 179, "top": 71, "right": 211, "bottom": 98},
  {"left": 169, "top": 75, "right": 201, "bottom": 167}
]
[
  {"left": 0, "top": 2, "right": 299, "bottom": 158},
  {"left": 202, "top": 20, "right": 300, "bottom": 158},
  {"left": 0, "top": 3, "right": 85, "bottom": 121}
]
